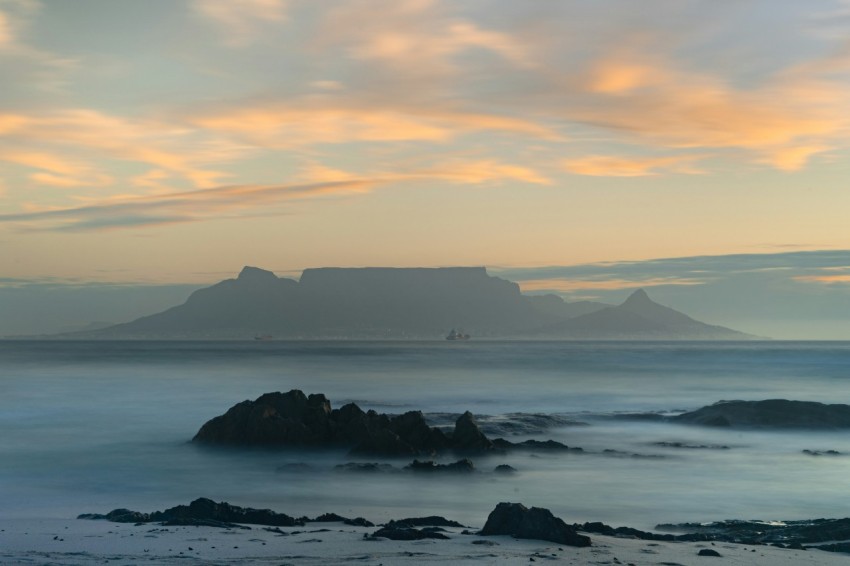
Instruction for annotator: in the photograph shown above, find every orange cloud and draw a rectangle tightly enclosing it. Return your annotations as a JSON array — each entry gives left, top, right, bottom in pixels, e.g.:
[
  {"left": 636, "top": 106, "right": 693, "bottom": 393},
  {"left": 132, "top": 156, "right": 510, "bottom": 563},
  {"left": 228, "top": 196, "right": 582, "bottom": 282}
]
[
  {"left": 562, "top": 154, "right": 704, "bottom": 177},
  {"left": 586, "top": 59, "right": 665, "bottom": 95},
  {"left": 568, "top": 50, "right": 848, "bottom": 171},
  {"left": 191, "top": 104, "right": 557, "bottom": 147},
  {"left": 0, "top": 10, "right": 11, "bottom": 48},
  {"left": 0, "top": 109, "right": 244, "bottom": 188},
  {"left": 29, "top": 172, "right": 112, "bottom": 188},
  {"left": 423, "top": 160, "right": 550, "bottom": 185},
  {"left": 519, "top": 277, "right": 707, "bottom": 293},
  {"left": 296, "top": 158, "right": 550, "bottom": 187},
  {"left": 794, "top": 274, "right": 850, "bottom": 284},
  {"left": 322, "top": 0, "right": 531, "bottom": 75}
]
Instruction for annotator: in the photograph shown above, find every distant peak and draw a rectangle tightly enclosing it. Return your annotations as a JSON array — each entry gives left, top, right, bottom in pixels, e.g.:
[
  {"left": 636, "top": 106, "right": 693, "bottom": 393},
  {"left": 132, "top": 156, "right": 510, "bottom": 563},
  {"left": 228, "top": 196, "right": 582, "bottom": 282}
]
[
  {"left": 237, "top": 266, "right": 278, "bottom": 282},
  {"left": 623, "top": 288, "right": 652, "bottom": 305}
]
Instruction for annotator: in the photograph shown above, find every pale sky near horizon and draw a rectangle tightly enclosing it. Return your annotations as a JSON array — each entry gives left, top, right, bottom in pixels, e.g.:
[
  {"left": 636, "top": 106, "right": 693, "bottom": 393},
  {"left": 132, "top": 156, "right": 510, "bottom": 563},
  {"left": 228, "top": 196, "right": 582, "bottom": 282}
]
[{"left": 1, "top": 0, "right": 849, "bottom": 321}]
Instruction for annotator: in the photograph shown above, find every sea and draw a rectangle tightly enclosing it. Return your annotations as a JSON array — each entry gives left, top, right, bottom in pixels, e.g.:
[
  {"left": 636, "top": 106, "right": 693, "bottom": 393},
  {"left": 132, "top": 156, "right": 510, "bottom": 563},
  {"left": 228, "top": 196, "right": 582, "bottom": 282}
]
[{"left": 2, "top": 340, "right": 850, "bottom": 531}]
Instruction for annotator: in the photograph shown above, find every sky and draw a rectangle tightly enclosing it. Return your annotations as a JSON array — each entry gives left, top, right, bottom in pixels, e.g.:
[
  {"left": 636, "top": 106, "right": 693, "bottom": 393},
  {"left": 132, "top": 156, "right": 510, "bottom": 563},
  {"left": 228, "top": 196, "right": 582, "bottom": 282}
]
[{"left": 1, "top": 0, "right": 849, "bottom": 337}]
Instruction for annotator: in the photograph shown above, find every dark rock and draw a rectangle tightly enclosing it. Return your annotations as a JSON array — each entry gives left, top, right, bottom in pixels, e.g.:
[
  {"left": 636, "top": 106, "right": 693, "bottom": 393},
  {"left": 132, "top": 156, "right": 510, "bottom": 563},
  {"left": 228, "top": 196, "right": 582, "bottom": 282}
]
[
  {"left": 655, "top": 517, "right": 850, "bottom": 545},
  {"left": 492, "top": 438, "right": 582, "bottom": 452},
  {"left": 369, "top": 526, "right": 450, "bottom": 540},
  {"left": 192, "top": 391, "right": 333, "bottom": 446},
  {"left": 161, "top": 518, "right": 249, "bottom": 529},
  {"left": 480, "top": 502, "right": 591, "bottom": 547},
  {"left": 697, "top": 548, "right": 722, "bottom": 557},
  {"left": 79, "top": 498, "right": 304, "bottom": 527},
  {"left": 405, "top": 459, "right": 475, "bottom": 473},
  {"left": 494, "top": 464, "right": 517, "bottom": 474},
  {"left": 577, "top": 522, "right": 677, "bottom": 542},
  {"left": 106, "top": 509, "right": 150, "bottom": 523},
  {"left": 334, "top": 462, "right": 397, "bottom": 473},
  {"left": 672, "top": 400, "right": 850, "bottom": 429},
  {"left": 194, "top": 390, "right": 493, "bottom": 457},
  {"left": 452, "top": 412, "right": 494, "bottom": 452},
  {"left": 310, "top": 513, "right": 374, "bottom": 527},
  {"left": 653, "top": 442, "right": 729, "bottom": 450},
  {"left": 802, "top": 449, "right": 841, "bottom": 456},
  {"left": 312, "top": 513, "right": 348, "bottom": 523},
  {"left": 385, "top": 516, "right": 465, "bottom": 528}
]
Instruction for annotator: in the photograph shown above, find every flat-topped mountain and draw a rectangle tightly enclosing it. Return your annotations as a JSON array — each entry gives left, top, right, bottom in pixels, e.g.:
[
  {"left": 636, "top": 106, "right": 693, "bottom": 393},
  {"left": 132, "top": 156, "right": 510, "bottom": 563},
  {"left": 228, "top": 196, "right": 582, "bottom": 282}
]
[{"left": 84, "top": 266, "right": 756, "bottom": 340}]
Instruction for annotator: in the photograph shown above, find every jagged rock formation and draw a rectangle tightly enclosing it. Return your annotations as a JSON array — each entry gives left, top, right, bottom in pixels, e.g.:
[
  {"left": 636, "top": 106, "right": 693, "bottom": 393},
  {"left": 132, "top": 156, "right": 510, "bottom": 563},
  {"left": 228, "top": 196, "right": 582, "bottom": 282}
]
[
  {"left": 192, "top": 389, "right": 497, "bottom": 456},
  {"left": 671, "top": 399, "right": 850, "bottom": 428}
]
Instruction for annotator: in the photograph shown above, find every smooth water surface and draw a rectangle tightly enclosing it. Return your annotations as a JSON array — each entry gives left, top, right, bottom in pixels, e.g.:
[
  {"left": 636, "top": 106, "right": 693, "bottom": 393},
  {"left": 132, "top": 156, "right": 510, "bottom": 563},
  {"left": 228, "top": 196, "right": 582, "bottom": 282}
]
[{"left": 2, "top": 340, "right": 849, "bottom": 530}]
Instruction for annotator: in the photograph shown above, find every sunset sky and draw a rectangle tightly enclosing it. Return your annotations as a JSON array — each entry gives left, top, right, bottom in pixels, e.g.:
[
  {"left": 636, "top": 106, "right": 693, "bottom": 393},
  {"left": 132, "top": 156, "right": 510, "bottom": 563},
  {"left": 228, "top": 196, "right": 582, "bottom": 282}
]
[{"left": 1, "top": 0, "right": 849, "bottom": 336}]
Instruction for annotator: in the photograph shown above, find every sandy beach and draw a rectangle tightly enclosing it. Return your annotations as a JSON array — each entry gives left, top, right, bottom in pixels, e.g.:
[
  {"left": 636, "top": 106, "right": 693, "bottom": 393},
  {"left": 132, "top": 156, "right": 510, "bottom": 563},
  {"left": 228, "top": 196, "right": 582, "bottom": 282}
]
[{"left": 2, "top": 517, "right": 848, "bottom": 566}]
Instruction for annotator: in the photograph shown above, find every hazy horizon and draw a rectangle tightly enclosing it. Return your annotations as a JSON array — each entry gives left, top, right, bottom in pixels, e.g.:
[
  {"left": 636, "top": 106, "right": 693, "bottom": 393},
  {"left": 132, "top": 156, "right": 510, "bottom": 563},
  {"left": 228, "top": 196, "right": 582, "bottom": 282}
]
[
  {"left": 2, "top": 249, "right": 849, "bottom": 339},
  {"left": 1, "top": 1, "right": 849, "bottom": 338}
]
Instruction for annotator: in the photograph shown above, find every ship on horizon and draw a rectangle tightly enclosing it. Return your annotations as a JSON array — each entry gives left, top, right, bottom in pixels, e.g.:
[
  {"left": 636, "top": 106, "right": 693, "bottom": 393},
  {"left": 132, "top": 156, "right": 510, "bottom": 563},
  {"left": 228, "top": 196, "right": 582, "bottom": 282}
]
[{"left": 446, "top": 329, "right": 470, "bottom": 341}]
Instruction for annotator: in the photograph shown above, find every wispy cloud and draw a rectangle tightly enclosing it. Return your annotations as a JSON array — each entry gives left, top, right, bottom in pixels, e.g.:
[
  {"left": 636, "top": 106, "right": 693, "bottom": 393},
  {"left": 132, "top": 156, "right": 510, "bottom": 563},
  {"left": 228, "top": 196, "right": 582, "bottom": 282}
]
[
  {"left": 794, "top": 274, "right": 850, "bottom": 284},
  {"left": 562, "top": 154, "right": 705, "bottom": 177},
  {"left": 190, "top": 102, "right": 559, "bottom": 147},
  {"left": 320, "top": 0, "right": 532, "bottom": 77},
  {"left": 519, "top": 276, "right": 708, "bottom": 293},
  {"left": 0, "top": 179, "right": 378, "bottom": 231},
  {"left": 194, "top": 0, "right": 288, "bottom": 47},
  {"left": 0, "top": 109, "right": 246, "bottom": 188}
]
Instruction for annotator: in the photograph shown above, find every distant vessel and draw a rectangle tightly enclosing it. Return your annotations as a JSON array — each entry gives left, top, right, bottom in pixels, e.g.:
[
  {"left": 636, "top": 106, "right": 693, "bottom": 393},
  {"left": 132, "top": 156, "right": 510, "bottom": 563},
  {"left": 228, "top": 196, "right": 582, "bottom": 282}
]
[
  {"left": 253, "top": 335, "right": 273, "bottom": 341},
  {"left": 446, "top": 329, "right": 470, "bottom": 341}
]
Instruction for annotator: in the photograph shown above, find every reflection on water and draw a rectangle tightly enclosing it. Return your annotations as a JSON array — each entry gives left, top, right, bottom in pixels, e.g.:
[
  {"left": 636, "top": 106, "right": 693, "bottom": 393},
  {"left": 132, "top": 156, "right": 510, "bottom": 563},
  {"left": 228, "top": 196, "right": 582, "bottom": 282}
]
[{"left": 1, "top": 340, "right": 850, "bottom": 529}]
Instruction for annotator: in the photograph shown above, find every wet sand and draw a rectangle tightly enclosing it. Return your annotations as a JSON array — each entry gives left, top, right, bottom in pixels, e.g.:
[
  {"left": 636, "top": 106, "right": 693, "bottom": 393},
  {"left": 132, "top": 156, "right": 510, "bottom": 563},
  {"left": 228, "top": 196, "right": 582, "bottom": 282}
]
[{"left": 2, "top": 517, "right": 848, "bottom": 565}]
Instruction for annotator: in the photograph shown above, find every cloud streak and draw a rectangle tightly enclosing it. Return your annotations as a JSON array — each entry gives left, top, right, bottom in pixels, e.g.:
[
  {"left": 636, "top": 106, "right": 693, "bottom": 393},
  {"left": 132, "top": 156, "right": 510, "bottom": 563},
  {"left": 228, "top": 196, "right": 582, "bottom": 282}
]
[{"left": 194, "top": 0, "right": 288, "bottom": 46}]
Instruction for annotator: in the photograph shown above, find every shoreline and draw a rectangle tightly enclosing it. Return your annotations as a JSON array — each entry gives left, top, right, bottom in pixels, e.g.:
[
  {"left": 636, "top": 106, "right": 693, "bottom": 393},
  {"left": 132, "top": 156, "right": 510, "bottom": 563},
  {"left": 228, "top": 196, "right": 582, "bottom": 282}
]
[
  {"left": 0, "top": 519, "right": 848, "bottom": 566},
  {"left": 2, "top": 516, "right": 848, "bottom": 566}
]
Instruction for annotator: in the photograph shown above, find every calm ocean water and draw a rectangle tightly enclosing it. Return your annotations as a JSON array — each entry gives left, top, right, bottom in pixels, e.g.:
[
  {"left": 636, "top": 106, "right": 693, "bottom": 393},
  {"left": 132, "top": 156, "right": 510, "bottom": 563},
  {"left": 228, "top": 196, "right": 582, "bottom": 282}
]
[{"left": 2, "top": 340, "right": 850, "bottom": 530}]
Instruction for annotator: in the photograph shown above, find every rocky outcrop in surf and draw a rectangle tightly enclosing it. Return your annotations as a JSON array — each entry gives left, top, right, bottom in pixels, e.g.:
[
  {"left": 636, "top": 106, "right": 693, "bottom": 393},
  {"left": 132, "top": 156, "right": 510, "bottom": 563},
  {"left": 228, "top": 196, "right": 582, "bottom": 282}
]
[
  {"left": 192, "top": 390, "right": 497, "bottom": 457},
  {"left": 671, "top": 399, "right": 850, "bottom": 428}
]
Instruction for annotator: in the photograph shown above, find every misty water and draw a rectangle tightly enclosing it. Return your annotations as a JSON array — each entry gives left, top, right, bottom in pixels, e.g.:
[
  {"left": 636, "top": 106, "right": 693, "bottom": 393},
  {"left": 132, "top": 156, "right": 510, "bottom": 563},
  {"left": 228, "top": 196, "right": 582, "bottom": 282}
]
[{"left": 2, "top": 340, "right": 850, "bottom": 531}]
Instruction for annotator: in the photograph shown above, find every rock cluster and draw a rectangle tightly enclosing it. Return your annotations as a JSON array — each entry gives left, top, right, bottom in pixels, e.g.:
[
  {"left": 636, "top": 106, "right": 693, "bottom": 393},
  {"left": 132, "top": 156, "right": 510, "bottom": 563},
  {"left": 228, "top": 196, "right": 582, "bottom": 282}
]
[
  {"left": 78, "top": 498, "right": 304, "bottom": 527},
  {"left": 192, "top": 390, "right": 497, "bottom": 456}
]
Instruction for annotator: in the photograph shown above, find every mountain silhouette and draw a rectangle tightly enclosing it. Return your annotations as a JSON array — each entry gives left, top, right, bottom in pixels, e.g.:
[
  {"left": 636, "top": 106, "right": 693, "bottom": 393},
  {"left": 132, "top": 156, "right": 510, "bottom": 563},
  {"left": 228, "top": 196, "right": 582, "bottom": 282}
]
[
  {"left": 83, "top": 268, "right": 755, "bottom": 340},
  {"left": 535, "top": 288, "right": 753, "bottom": 339}
]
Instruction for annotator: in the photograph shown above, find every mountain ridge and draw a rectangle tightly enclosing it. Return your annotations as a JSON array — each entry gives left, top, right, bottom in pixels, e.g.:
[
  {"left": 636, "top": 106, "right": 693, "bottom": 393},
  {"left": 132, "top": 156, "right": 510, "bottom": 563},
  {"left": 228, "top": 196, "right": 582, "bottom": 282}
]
[{"left": 78, "top": 266, "right": 757, "bottom": 340}]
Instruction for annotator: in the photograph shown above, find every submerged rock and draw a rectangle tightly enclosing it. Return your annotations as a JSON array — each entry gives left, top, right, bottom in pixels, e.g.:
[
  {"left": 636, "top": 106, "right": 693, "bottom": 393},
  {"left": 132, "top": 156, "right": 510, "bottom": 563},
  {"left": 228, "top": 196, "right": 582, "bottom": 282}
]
[
  {"left": 369, "top": 526, "right": 450, "bottom": 540},
  {"left": 671, "top": 399, "right": 850, "bottom": 429},
  {"left": 405, "top": 458, "right": 475, "bottom": 473},
  {"left": 334, "top": 462, "right": 397, "bottom": 473},
  {"left": 480, "top": 502, "right": 591, "bottom": 547},
  {"left": 388, "top": 517, "right": 465, "bottom": 528},
  {"left": 312, "top": 513, "right": 374, "bottom": 527},
  {"left": 493, "top": 438, "right": 582, "bottom": 452},
  {"left": 193, "top": 390, "right": 495, "bottom": 456}
]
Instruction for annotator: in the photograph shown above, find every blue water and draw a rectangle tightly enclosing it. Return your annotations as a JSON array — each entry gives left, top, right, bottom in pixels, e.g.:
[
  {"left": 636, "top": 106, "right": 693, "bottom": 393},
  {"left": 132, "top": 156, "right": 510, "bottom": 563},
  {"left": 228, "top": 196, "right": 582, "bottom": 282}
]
[{"left": 2, "top": 340, "right": 850, "bottom": 530}]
